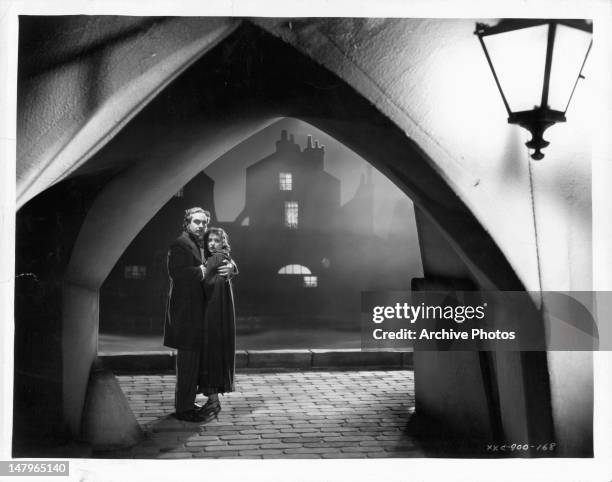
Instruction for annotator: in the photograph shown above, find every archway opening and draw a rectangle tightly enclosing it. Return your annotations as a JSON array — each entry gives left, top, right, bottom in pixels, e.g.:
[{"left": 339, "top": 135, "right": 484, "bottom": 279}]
[
  {"left": 97, "top": 117, "right": 423, "bottom": 354},
  {"left": 15, "top": 19, "right": 552, "bottom": 458}
]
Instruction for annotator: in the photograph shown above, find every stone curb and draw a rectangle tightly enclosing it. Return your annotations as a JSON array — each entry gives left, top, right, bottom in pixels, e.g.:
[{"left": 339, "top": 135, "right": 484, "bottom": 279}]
[{"left": 100, "top": 349, "right": 413, "bottom": 373}]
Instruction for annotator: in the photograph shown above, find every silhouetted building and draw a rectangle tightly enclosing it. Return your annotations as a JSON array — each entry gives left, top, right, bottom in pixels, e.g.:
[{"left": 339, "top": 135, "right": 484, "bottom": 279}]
[
  {"left": 236, "top": 130, "right": 341, "bottom": 231},
  {"left": 100, "top": 130, "right": 418, "bottom": 336},
  {"left": 223, "top": 130, "right": 410, "bottom": 323}
]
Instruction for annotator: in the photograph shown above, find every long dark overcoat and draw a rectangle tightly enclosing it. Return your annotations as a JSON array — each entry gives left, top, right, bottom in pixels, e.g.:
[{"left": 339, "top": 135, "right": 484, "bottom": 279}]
[
  {"left": 198, "top": 251, "right": 236, "bottom": 395},
  {"left": 163, "top": 231, "right": 206, "bottom": 350}
]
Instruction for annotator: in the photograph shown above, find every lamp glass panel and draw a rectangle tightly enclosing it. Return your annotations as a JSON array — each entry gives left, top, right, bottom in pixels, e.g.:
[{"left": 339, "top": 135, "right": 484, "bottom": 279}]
[
  {"left": 548, "top": 24, "right": 592, "bottom": 111},
  {"left": 482, "top": 24, "right": 548, "bottom": 112}
]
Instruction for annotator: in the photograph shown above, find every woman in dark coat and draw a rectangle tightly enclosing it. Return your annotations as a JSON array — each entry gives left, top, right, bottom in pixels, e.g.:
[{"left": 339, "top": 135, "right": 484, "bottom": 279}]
[{"left": 198, "top": 227, "right": 236, "bottom": 420}]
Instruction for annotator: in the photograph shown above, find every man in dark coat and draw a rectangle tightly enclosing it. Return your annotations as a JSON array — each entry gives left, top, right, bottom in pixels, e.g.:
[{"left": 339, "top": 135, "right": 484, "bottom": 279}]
[{"left": 163, "top": 207, "right": 234, "bottom": 422}]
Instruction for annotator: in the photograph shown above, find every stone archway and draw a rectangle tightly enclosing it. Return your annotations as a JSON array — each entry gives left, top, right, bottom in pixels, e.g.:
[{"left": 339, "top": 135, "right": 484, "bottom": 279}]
[
  {"left": 16, "top": 17, "right": 592, "bottom": 456},
  {"left": 58, "top": 22, "right": 551, "bottom": 448}
]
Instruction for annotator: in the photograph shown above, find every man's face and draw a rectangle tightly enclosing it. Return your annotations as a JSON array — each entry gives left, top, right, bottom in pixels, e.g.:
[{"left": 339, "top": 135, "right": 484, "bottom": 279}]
[{"left": 187, "top": 212, "right": 209, "bottom": 239}]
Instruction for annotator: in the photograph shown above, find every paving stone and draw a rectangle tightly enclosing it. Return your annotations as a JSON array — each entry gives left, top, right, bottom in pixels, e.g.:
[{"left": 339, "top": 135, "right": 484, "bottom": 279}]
[
  {"left": 260, "top": 443, "right": 303, "bottom": 450},
  {"left": 320, "top": 427, "right": 359, "bottom": 433},
  {"left": 302, "top": 441, "right": 352, "bottom": 449},
  {"left": 201, "top": 425, "right": 254, "bottom": 433},
  {"left": 192, "top": 451, "right": 241, "bottom": 458},
  {"left": 187, "top": 435, "right": 224, "bottom": 441},
  {"left": 280, "top": 437, "right": 324, "bottom": 444},
  {"left": 321, "top": 452, "right": 364, "bottom": 459},
  {"left": 259, "top": 432, "right": 289, "bottom": 439},
  {"left": 283, "top": 454, "right": 323, "bottom": 459},
  {"left": 113, "top": 369, "right": 416, "bottom": 460},
  {"left": 239, "top": 449, "right": 284, "bottom": 457},
  {"left": 303, "top": 432, "right": 340, "bottom": 438},
  {"left": 156, "top": 452, "right": 193, "bottom": 459},
  {"left": 254, "top": 424, "right": 292, "bottom": 430},
  {"left": 279, "top": 427, "right": 319, "bottom": 433},
  {"left": 224, "top": 443, "right": 263, "bottom": 450},
  {"left": 341, "top": 446, "right": 386, "bottom": 453},
  {"left": 219, "top": 434, "right": 261, "bottom": 441},
  {"left": 283, "top": 447, "right": 340, "bottom": 455},
  {"left": 240, "top": 429, "right": 280, "bottom": 435},
  {"left": 185, "top": 440, "right": 226, "bottom": 447},
  {"left": 203, "top": 445, "right": 244, "bottom": 452},
  {"left": 322, "top": 436, "right": 375, "bottom": 442}
]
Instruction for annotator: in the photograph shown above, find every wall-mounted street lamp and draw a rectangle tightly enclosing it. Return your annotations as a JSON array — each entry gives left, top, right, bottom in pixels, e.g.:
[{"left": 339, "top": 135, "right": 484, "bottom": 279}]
[{"left": 475, "top": 19, "right": 592, "bottom": 160}]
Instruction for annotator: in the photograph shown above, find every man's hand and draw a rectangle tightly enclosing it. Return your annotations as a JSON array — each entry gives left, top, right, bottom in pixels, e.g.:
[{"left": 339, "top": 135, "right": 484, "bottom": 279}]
[{"left": 218, "top": 260, "right": 236, "bottom": 278}]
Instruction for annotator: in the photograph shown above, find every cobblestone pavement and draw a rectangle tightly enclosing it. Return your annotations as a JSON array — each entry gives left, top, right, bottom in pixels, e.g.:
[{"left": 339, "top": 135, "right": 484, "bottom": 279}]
[{"left": 105, "top": 370, "right": 422, "bottom": 459}]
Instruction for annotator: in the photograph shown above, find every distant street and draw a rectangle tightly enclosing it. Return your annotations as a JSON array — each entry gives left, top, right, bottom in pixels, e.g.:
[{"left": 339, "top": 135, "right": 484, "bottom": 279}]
[{"left": 99, "top": 327, "right": 362, "bottom": 354}]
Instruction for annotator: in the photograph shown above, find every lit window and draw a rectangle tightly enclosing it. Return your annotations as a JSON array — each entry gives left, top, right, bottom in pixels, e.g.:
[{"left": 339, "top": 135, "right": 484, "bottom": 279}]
[
  {"left": 175, "top": 188, "right": 184, "bottom": 198},
  {"left": 284, "top": 201, "right": 298, "bottom": 229},
  {"left": 303, "top": 276, "right": 318, "bottom": 288},
  {"left": 279, "top": 172, "right": 292, "bottom": 191},
  {"left": 124, "top": 265, "right": 147, "bottom": 279},
  {"left": 278, "top": 264, "right": 312, "bottom": 275}
]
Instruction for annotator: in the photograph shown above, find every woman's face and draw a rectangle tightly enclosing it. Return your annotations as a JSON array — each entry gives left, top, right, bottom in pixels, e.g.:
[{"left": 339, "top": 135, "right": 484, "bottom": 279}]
[{"left": 207, "top": 233, "right": 222, "bottom": 253}]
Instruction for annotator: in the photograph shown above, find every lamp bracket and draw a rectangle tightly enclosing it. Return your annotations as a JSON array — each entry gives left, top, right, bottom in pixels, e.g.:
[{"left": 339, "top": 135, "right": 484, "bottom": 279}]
[{"left": 508, "top": 109, "right": 566, "bottom": 160}]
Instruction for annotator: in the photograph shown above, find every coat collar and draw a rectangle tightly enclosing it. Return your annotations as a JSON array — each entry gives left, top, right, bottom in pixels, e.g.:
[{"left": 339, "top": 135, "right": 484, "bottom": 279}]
[{"left": 179, "top": 231, "right": 203, "bottom": 262}]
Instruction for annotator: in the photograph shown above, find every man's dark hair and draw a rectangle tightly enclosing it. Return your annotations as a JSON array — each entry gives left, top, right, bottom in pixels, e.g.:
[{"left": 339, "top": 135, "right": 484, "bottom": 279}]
[{"left": 182, "top": 207, "right": 210, "bottom": 232}]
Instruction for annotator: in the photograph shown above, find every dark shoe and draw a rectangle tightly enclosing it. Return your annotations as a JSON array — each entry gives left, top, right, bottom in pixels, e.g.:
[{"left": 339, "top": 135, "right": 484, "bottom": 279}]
[
  {"left": 174, "top": 409, "right": 205, "bottom": 422},
  {"left": 199, "top": 400, "right": 221, "bottom": 423},
  {"left": 199, "top": 398, "right": 217, "bottom": 413}
]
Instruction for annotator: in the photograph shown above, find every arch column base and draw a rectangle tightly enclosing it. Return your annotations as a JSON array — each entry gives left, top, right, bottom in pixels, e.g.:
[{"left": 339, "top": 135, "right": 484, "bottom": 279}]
[{"left": 80, "top": 359, "right": 144, "bottom": 451}]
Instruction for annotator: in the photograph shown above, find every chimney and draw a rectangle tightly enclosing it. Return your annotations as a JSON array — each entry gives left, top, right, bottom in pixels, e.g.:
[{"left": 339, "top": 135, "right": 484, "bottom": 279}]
[{"left": 276, "top": 129, "right": 299, "bottom": 153}]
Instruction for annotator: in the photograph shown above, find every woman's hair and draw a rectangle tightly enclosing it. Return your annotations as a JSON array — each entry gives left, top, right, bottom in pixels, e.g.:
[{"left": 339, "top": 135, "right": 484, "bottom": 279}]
[
  {"left": 203, "top": 227, "right": 231, "bottom": 258},
  {"left": 182, "top": 207, "right": 211, "bottom": 232}
]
